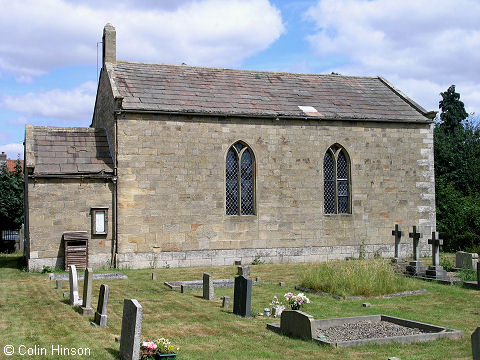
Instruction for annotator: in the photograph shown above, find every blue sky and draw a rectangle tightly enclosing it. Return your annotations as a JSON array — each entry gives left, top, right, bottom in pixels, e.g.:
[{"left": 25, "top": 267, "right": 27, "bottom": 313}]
[{"left": 1, "top": 0, "right": 479, "bottom": 159}]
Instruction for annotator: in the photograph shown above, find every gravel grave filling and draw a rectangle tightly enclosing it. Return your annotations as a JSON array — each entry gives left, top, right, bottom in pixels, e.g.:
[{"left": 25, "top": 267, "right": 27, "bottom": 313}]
[{"left": 316, "top": 320, "right": 425, "bottom": 342}]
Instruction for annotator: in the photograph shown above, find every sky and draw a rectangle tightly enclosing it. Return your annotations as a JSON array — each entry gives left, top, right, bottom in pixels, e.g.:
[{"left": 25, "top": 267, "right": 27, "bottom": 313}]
[{"left": 0, "top": 0, "right": 479, "bottom": 159}]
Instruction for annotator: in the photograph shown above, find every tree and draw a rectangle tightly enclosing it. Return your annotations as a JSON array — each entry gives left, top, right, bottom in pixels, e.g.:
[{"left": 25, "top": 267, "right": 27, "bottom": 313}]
[
  {"left": 434, "top": 85, "right": 480, "bottom": 251},
  {"left": 0, "top": 157, "right": 24, "bottom": 231},
  {"left": 438, "top": 85, "right": 468, "bottom": 133}
]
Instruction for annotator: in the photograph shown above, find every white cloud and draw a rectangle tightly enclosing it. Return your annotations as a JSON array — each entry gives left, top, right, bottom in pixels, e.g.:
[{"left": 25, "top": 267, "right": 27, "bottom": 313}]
[
  {"left": 0, "top": 143, "right": 24, "bottom": 160},
  {"left": 0, "top": 81, "right": 96, "bottom": 122},
  {"left": 0, "top": 0, "right": 284, "bottom": 79},
  {"left": 304, "top": 0, "right": 480, "bottom": 113}
]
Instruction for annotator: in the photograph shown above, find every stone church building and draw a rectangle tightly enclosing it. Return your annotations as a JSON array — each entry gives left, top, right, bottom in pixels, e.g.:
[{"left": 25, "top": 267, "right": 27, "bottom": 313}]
[{"left": 24, "top": 24, "right": 436, "bottom": 271}]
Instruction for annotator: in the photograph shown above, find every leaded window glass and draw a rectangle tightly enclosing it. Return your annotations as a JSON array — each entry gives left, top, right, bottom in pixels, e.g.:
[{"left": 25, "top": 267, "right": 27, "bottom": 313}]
[
  {"left": 226, "top": 142, "right": 255, "bottom": 215},
  {"left": 324, "top": 144, "right": 351, "bottom": 214}
]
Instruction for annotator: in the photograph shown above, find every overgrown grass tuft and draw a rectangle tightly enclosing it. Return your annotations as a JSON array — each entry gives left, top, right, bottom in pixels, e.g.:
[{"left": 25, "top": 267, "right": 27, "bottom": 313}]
[{"left": 300, "top": 259, "right": 418, "bottom": 297}]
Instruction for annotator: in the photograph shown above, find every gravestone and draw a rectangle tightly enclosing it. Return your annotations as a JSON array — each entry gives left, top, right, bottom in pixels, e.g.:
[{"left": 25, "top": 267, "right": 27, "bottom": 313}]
[
  {"left": 151, "top": 273, "right": 157, "bottom": 281},
  {"left": 180, "top": 285, "right": 189, "bottom": 294},
  {"left": 56, "top": 280, "right": 63, "bottom": 289},
  {"left": 81, "top": 268, "right": 94, "bottom": 316},
  {"left": 203, "top": 273, "right": 215, "bottom": 300},
  {"left": 456, "top": 251, "right": 479, "bottom": 270},
  {"left": 233, "top": 275, "right": 252, "bottom": 318},
  {"left": 237, "top": 265, "right": 250, "bottom": 276},
  {"left": 93, "top": 284, "right": 109, "bottom": 327},
  {"left": 425, "top": 232, "right": 449, "bottom": 280},
  {"left": 222, "top": 296, "right": 231, "bottom": 308},
  {"left": 280, "top": 310, "right": 315, "bottom": 340},
  {"left": 391, "top": 224, "right": 404, "bottom": 263},
  {"left": 119, "top": 299, "right": 143, "bottom": 360},
  {"left": 406, "top": 226, "right": 426, "bottom": 276},
  {"left": 472, "top": 327, "right": 480, "bottom": 360},
  {"left": 68, "top": 265, "right": 82, "bottom": 306}
]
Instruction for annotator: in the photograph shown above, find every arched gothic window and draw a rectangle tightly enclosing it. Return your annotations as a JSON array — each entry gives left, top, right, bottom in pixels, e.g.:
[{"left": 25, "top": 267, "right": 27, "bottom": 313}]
[
  {"left": 226, "top": 142, "right": 255, "bottom": 216},
  {"left": 324, "top": 144, "right": 351, "bottom": 214}
]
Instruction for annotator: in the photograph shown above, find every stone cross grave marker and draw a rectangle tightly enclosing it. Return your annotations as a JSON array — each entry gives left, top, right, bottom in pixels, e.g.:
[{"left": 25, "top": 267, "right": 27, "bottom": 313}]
[
  {"left": 69, "top": 265, "right": 82, "bottom": 306},
  {"left": 233, "top": 275, "right": 252, "bottom": 318},
  {"left": 391, "top": 224, "right": 404, "bottom": 260},
  {"left": 409, "top": 226, "right": 422, "bottom": 261},
  {"left": 93, "top": 284, "right": 109, "bottom": 327},
  {"left": 472, "top": 327, "right": 480, "bottom": 360},
  {"left": 81, "top": 268, "right": 94, "bottom": 316},
  {"left": 428, "top": 231, "right": 443, "bottom": 267},
  {"left": 119, "top": 299, "right": 143, "bottom": 360},
  {"left": 203, "top": 273, "right": 215, "bottom": 300}
]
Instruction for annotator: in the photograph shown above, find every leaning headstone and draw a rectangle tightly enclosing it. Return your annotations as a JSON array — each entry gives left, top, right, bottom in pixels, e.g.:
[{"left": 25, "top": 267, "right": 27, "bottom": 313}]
[
  {"left": 222, "top": 296, "right": 231, "bottom": 308},
  {"left": 472, "top": 327, "right": 480, "bottom": 360},
  {"left": 233, "top": 275, "right": 252, "bottom": 318},
  {"left": 56, "top": 280, "right": 63, "bottom": 289},
  {"left": 69, "top": 265, "right": 82, "bottom": 306},
  {"left": 237, "top": 265, "right": 250, "bottom": 276},
  {"left": 391, "top": 224, "right": 404, "bottom": 263},
  {"left": 93, "top": 284, "right": 109, "bottom": 327},
  {"left": 119, "top": 299, "right": 143, "bottom": 360},
  {"left": 280, "top": 310, "right": 315, "bottom": 340},
  {"left": 456, "top": 251, "right": 479, "bottom": 270},
  {"left": 81, "top": 268, "right": 94, "bottom": 316},
  {"left": 406, "top": 226, "right": 426, "bottom": 276},
  {"left": 426, "top": 232, "right": 449, "bottom": 280},
  {"left": 203, "top": 273, "right": 215, "bottom": 300}
]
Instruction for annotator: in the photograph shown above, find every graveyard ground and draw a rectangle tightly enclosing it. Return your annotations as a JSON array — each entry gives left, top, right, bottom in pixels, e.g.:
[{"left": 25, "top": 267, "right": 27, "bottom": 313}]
[{"left": 0, "top": 253, "right": 477, "bottom": 359}]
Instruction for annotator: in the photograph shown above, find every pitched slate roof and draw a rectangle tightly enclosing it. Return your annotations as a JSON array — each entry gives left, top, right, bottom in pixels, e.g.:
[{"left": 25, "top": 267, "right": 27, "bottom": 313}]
[
  {"left": 107, "top": 61, "right": 434, "bottom": 123},
  {"left": 26, "top": 126, "right": 113, "bottom": 175}
]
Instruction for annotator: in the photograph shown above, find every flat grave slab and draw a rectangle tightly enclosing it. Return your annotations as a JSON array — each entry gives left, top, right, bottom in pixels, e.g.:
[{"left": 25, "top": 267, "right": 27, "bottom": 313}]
[
  {"left": 295, "top": 285, "right": 427, "bottom": 300},
  {"left": 165, "top": 278, "right": 258, "bottom": 290},
  {"left": 50, "top": 272, "right": 128, "bottom": 281},
  {"left": 267, "top": 314, "right": 463, "bottom": 347}
]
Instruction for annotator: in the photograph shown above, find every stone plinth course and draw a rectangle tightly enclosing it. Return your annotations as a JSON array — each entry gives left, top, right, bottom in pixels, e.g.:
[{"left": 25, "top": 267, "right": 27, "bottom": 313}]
[
  {"left": 119, "top": 299, "right": 143, "bottom": 360},
  {"left": 267, "top": 313, "right": 463, "bottom": 347}
]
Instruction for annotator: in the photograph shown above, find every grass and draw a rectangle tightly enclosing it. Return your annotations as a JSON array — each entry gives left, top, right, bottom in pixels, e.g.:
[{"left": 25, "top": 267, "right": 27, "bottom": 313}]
[
  {"left": 0, "top": 253, "right": 477, "bottom": 359},
  {"left": 299, "top": 259, "right": 418, "bottom": 297}
]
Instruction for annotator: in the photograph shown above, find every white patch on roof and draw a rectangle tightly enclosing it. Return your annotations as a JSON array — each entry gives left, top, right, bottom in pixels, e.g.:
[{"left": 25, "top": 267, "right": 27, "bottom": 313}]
[{"left": 298, "top": 105, "right": 318, "bottom": 113}]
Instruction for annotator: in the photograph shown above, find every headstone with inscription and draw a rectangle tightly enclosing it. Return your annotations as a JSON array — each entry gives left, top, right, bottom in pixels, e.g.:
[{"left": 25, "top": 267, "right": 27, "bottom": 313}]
[
  {"left": 81, "top": 268, "right": 94, "bottom": 316},
  {"left": 69, "top": 265, "right": 82, "bottom": 306},
  {"left": 93, "top": 284, "right": 109, "bottom": 327},
  {"left": 203, "top": 273, "right": 215, "bottom": 300},
  {"left": 119, "top": 299, "right": 143, "bottom": 360},
  {"left": 233, "top": 275, "right": 252, "bottom": 318}
]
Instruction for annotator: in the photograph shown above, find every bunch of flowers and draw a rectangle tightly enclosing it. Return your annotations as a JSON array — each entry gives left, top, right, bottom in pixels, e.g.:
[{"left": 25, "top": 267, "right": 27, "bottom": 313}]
[
  {"left": 284, "top": 292, "right": 310, "bottom": 310},
  {"left": 271, "top": 295, "right": 286, "bottom": 317},
  {"left": 140, "top": 338, "right": 179, "bottom": 359}
]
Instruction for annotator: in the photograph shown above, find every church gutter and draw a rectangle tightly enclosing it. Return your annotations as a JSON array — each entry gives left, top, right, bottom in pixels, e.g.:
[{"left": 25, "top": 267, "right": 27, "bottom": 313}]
[{"left": 118, "top": 109, "right": 434, "bottom": 124}]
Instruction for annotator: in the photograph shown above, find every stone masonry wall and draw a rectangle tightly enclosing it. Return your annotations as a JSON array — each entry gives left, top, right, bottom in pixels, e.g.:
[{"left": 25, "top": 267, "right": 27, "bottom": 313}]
[
  {"left": 27, "top": 178, "right": 113, "bottom": 271},
  {"left": 115, "top": 114, "right": 435, "bottom": 269}
]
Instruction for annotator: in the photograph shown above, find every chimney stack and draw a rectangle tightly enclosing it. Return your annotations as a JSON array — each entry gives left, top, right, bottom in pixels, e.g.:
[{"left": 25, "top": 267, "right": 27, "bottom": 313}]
[{"left": 102, "top": 23, "right": 116, "bottom": 68}]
